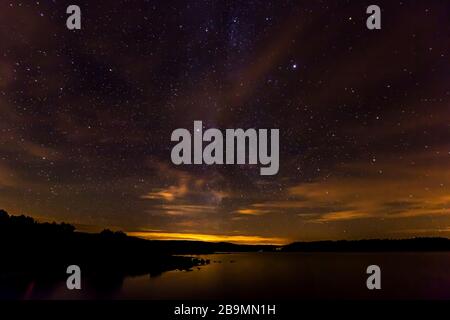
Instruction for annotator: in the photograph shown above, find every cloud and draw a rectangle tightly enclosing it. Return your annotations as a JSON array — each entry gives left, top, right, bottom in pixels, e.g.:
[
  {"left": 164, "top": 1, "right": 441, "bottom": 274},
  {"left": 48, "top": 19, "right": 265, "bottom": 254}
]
[
  {"left": 234, "top": 208, "right": 268, "bottom": 215},
  {"left": 151, "top": 204, "right": 217, "bottom": 216},
  {"left": 141, "top": 163, "right": 229, "bottom": 204},
  {"left": 231, "top": 148, "right": 450, "bottom": 225},
  {"left": 128, "top": 231, "right": 287, "bottom": 245},
  {"left": 0, "top": 163, "right": 19, "bottom": 188},
  {"left": 287, "top": 152, "right": 450, "bottom": 222},
  {"left": 141, "top": 184, "right": 188, "bottom": 202}
]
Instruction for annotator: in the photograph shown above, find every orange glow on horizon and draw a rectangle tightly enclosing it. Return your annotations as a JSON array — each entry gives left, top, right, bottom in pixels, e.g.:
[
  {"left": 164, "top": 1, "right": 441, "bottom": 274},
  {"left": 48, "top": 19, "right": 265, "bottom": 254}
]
[{"left": 128, "top": 231, "right": 287, "bottom": 245}]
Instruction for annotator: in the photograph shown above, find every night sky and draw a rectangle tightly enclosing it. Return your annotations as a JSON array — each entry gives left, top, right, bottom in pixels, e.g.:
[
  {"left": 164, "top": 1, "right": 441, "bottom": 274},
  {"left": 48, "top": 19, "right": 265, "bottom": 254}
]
[{"left": 1, "top": 1, "right": 449, "bottom": 244}]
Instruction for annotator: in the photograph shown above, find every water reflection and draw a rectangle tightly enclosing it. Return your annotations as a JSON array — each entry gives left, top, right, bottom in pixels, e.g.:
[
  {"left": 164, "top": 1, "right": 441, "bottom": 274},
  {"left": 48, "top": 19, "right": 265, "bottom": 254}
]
[{"left": 3, "top": 252, "right": 450, "bottom": 300}]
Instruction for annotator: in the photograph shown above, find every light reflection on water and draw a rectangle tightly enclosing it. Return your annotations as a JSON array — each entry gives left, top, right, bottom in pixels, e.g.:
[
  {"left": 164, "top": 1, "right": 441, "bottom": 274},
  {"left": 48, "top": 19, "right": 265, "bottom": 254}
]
[
  {"left": 118, "top": 252, "right": 450, "bottom": 300},
  {"left": 10, "top": 252, "right": 450, "bottom": 300}
]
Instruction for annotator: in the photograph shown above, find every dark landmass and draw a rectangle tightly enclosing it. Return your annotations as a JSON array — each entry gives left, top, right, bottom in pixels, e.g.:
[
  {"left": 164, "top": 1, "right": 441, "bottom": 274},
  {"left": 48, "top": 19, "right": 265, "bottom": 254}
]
[
  {"left": 143, "top": 240, "right": 274, "bottom": 253},
  {"left": 0, "top": 209, "right": 211, "bottom": 297},
  {"left": 281, "top": 238, "right": 450, "bottom": 252}
]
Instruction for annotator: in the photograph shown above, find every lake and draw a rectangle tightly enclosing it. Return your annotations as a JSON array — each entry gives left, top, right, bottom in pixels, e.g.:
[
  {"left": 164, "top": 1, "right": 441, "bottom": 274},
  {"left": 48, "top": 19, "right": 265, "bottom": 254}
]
[{"left": 9, "top": 252, "right": 450, "bottom": 300}]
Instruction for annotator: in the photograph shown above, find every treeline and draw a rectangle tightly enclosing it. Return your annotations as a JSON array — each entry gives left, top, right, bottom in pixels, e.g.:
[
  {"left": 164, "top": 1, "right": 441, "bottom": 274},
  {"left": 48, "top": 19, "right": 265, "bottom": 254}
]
[
  {"left": 281, "top": 238, "right": 450, "bottom": 252},
  {"left": 0, "top": 209, "right": 208, "bottom": 286}
]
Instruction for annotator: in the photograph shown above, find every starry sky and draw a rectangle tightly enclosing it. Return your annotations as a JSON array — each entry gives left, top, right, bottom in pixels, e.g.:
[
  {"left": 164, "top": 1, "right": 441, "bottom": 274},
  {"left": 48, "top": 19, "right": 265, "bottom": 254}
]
[{"left": 1, "top": 0, "right": 449, "bottom": 244}]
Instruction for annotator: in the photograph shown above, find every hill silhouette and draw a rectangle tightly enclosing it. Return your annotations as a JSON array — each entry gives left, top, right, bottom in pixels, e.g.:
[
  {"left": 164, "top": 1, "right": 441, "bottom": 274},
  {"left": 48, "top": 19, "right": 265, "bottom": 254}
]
[
  {"left": 281, "top": 238, "right": 450, "bottom": 252},
  {"left": 0, "top": 209, "right": 213, "bottom": 297}
]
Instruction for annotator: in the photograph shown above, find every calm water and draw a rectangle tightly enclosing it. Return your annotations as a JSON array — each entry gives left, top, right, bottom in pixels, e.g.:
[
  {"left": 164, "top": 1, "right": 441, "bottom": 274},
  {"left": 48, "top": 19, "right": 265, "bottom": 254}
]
[{"left": 14, "top": 252, "right": 450, "bottom": 300}]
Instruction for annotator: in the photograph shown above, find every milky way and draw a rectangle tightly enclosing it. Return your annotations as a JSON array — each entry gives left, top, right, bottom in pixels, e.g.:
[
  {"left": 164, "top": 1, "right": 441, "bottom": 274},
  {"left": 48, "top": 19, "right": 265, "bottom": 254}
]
[{"left": 1, "top": 1, "right": 449, "bottom": 244}]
